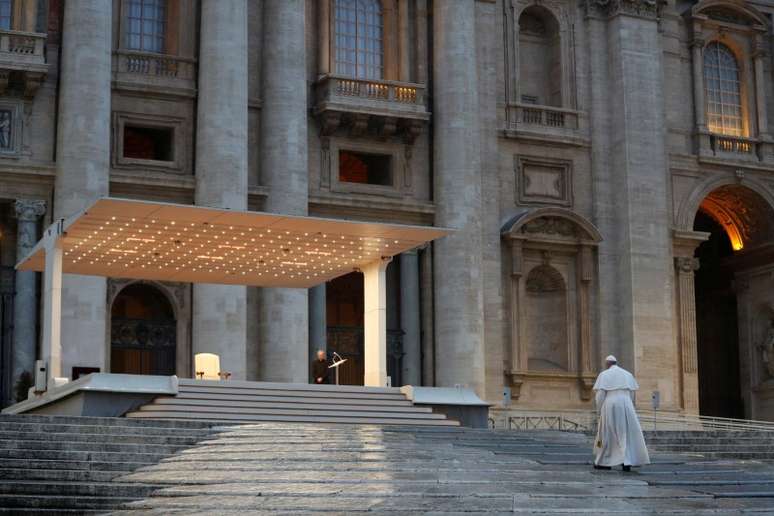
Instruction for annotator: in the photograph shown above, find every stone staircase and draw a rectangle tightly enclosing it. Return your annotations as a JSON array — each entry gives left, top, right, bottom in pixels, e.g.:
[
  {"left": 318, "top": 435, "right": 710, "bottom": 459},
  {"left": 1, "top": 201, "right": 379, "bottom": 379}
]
[
  {"left": 645, "top": 430, "right": 774, "bottom": 460},
  {"left": 125, "top": 379, "right": 459, "bottom": 426},
  {"left": 0, "top": 414, "right": 218, "bottom": 514}
]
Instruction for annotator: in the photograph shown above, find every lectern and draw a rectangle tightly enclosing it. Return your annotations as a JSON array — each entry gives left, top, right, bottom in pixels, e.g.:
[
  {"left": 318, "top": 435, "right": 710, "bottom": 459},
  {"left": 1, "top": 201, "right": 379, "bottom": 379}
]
[{"left": 328, "top": 352, "right": 348, "bottom": 386}]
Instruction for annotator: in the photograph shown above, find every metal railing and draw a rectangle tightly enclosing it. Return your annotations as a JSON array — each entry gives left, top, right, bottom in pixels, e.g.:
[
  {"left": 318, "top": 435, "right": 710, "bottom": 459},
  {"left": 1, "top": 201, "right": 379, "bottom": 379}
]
[
  {"left": 638, "top": 410, "right": 774, "bottom": 433},
  {"left": 492, "top": 408, "right": 774, "bottom": 434}
]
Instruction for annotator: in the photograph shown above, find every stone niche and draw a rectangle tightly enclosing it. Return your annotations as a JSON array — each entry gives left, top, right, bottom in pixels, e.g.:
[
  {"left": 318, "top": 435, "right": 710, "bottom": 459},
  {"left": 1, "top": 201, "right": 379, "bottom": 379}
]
[{"left": 501, "top": 208, "right": 602, "bottom": 406}]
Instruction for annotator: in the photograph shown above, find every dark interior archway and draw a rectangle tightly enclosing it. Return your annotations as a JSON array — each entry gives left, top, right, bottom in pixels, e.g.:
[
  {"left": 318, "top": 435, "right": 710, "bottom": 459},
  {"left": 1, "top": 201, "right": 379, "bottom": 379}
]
[
  {"left": 110, "top": 283, "right": 176, "bottom": 376},
  {"left": 694, "top": 211, "right": 743, "bottom": 418}
]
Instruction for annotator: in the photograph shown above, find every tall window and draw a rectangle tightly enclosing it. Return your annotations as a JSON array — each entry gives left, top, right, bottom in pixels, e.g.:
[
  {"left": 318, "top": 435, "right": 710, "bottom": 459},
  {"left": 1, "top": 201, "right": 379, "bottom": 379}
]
[
  {"left": 334, "top": 0, "right": 383, "bottom": 79},
  {"left": 0, "top": 0, "right": 11, "bottom": 30},
  {"left": 127, "top": 0, "right": 167, "bottom": 53},
  {"left": 704, "top": 42, "right": 744, "bottom": 137},
  {"left": 518, "top": 6, "right": 561, "bottom": 107}
]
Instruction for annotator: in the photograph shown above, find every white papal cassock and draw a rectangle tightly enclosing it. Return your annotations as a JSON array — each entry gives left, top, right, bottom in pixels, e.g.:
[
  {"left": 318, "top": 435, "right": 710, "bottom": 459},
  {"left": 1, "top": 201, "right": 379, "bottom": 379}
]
[{"left": 593, "top": 364, "right": 650, "bottom": 467}]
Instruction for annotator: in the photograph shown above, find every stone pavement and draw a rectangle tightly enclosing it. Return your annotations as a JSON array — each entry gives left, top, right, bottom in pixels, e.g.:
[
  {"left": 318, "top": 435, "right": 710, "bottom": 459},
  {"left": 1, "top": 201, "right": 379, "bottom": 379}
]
[{"left": 109, "top": 424, "right": 774, "bottom": 514}]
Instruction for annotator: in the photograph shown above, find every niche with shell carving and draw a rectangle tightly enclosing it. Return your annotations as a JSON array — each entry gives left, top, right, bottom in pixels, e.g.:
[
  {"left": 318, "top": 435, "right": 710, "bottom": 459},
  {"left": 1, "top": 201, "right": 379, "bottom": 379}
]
[{"left": 502, "top": 208, "right": 602, "bottom": 402}]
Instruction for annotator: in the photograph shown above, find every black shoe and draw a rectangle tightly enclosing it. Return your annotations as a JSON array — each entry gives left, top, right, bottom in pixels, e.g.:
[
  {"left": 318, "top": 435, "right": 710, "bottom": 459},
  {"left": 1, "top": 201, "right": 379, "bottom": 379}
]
[
  {"left": 593, "top": 465, "right": 611, "bottom": 470},
  {"left": 622, "top": 465, "right": 631, "bottom": 472}
]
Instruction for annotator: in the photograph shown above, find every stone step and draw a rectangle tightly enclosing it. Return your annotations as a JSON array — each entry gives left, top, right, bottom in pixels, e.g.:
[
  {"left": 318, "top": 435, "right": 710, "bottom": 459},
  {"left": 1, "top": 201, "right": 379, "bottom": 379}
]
[
  {"left": 0, "top": 458, "right": 155, "bottom": 473},
  {"left": 0, "top": 438, "right": 190, "bottom": 455},
  {"left": 0, "top": 414, "right": 217, "bottom": 430},
  {"left": 125, "top": 410, "right": 459, "bottom": 426},
  {"left": 0, "top": 421, "right": 218, "bottom": 438},
  {"left": 0, "top": 430, "right": 203, "bottom": 446},
  {"left": 0, "top": 480, "right": 159, "bottom": 498},
  {"left": 0, "top": 494, "right": 137, "bottom": 510},
  {"left": 178, "top": 378, "right": 402, "bottom": 396},
  {"left": 0, "top": 467, "right": 126, "bottom": 483},
  {"left": 0, "top": 448, "right": 172, "bottom": 463},
  {"left": 135, "top": 403, "right": 441, "bottom": 419},
  {"left": 165, "top": 394, "right": 418, "bottom": 409}
]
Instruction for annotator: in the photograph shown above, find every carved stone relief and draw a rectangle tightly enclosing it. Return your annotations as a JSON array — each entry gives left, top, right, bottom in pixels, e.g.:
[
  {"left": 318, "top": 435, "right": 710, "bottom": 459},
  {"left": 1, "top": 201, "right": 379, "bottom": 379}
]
[
  {"left": 522, "top": 217, "right": 577, "bottom": 237},
  {"left": 516, "top": 156, "right": 572, "bottom": 207}
]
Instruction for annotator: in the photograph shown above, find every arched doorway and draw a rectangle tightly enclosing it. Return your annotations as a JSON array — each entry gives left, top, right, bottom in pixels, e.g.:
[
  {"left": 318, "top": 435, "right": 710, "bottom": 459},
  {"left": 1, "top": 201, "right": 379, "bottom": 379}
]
[
  {"left": 110, "top": 283, "right": 176, "bottom": 376},
  {"left": 692, "top": 184, "right": 774, "bottom": 418}
]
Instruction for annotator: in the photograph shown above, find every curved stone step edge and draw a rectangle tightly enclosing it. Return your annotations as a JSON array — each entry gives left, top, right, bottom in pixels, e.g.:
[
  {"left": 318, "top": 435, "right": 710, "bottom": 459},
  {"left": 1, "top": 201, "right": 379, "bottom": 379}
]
[
  {"left": 145, "top": 399, "right": 434, "bottom": 414},
  {"left": 125, "top": 412, "right": 460, "bottom": 426},
  {"left": 132, "top": 405, "right": 448, "bottom": 420}
]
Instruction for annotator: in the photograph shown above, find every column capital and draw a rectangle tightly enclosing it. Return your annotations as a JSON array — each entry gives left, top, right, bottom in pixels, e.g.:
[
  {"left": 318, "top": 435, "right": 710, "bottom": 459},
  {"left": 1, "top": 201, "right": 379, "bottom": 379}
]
[
  {"left": 14, "top": 199, "right": 46, "bottom": 222},
  {"left": 675, "top": 256, "right": 700, "bottom": 274}
]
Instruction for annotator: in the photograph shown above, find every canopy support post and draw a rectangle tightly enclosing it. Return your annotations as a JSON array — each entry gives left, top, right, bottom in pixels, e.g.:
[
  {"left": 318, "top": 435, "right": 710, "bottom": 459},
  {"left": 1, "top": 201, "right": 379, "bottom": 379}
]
[
  {"left": 41, "top": 220, "right": 65, "bottom": 389},
  {"left": 363, "top": 257, "right": 391, "bottom": 387}
]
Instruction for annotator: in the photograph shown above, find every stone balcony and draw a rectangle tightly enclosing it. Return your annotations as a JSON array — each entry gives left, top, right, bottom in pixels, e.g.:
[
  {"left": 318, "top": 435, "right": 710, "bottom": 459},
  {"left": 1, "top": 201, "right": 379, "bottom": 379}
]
[
  {"left": 112, "top": 50, "right": 197, "bottom": 98},
  {"left": 0, "top": 29, "right": 48, "bottom": 98},
  {"left": 313, "top": 74, "right": 430, "bottom": 142},
  {"left": 502, "top": 103, "right": 587, "bottom": 146},
  {"left": 697, "top": 132, "right": 772, "bottom": 164}
]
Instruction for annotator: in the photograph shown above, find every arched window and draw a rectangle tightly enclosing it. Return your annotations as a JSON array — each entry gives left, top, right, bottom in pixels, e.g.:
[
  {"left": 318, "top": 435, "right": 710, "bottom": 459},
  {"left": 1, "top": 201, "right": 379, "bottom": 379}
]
[
  {"left": 126, "top": 0, "right": 167, "bottom": 53},
  {"left": 334, "top": 0, "right": 383, "bottom": 79},
  {"left": 704, "top": 42, "right": 744, "bottom": 136},
  {"left": 518, "top": 6, "right": 561, "bottom": 107}
]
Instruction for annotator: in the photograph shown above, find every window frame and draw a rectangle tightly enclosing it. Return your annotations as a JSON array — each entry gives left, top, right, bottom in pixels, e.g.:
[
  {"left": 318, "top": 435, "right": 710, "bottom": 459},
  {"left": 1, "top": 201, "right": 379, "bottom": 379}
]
[
  {"left": 703, "top": 41, "right": 748, "bottom": 137},
  {"left": 326, "top": 138, "right": 403, "bottom": 197},
  {"left": 112, "top": 111, "right": 185, "bottom": 173},
  {"left": 333, "top": 0, "right": 385, "bottom": 80},
  {"left": 123, "top": 0, "right": 168, "bottom": 54}
]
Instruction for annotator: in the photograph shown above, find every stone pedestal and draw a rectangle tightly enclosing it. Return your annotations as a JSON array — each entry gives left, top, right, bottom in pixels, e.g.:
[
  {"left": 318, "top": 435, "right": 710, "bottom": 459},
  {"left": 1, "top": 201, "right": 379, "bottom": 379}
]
[
  {"left": 53, "top": 0, "right": 111, "bottom": 379},
  {"left": 193, "top": 0, "right": 249, "bottom": 379},
  {"left": 400, "top": 251, "right": 420, "bottom": 386},
  {"left": 11, "top": 199, "right": 45, "bottom": 400},
  {"left": 432, "top": 0, "right": 485, "bottom": 395},
  {"left": 258, "top": 0, "right": 309, "bottom": 383}
]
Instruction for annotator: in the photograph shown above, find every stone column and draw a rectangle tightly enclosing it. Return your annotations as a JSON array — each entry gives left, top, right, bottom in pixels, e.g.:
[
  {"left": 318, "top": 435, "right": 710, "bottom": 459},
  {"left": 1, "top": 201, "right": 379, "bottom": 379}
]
[
  {"left": 690, "top": 37, "right": 707, "bottom": 133},
  {"left": 593, "top": 0, "right": 676, "bottom": 407},
  {"left": 53, "top": 0, "right": 111, "bottom": 379},
  {"left": 10, "top": 199, "right": 45, "bottom": 400},
  {"left": 364, "top": 258, "right": 391, "bottom": 387},
  {"left": 258, "top": 0, "right": 309, "bottom": 383},
  {"left": 308, "top": 284, "right": 327, "bottom": 376},
  {"left": 432, "top": 0, "right": 485, "bottom": 395},
  {"left": 193, "top": 0, "right": 249, "bottom": 379},
  {"left": 419, "top": 244, "right": 434, "bottom": 386},
  {"left": 673, "top": 229, "right": 709, "bottom": 414},
  {"left": 753, "top": 38, "right": 769, "bottom": 140},
  {"left": 400, "top": 251, "right": 420, "bottom": 386}
]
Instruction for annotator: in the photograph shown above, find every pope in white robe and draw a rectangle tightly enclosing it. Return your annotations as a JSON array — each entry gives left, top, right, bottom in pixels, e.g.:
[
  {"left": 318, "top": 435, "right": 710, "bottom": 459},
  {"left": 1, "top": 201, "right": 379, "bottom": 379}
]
[{"left": 592, "top": 355, "right": 650, "bottom": 471}]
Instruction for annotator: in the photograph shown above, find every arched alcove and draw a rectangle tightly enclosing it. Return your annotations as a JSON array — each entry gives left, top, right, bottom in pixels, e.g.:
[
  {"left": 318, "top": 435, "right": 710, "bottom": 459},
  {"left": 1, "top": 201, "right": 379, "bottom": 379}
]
[
  {"left": 110, "top": 283, "right": 177, "bottom": 376},
  {"left": 502, "top": 208, "right": 602, "bottom": 404},
  {"left": 518, "top": 6, "right": 561, "bottom": 107}
]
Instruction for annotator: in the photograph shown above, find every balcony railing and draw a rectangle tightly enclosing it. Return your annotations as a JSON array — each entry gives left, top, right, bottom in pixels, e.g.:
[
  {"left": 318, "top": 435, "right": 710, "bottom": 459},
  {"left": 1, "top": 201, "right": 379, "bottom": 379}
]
[
  {"left": 710, "top": 134, "right": 757, "bottom": 155},
  {"left": 505, "top": 103, "right": 580, "bottom": 130},
  {"left": 0, "top": 29, "right": 45, "bottom": 61},
  {"left": 115, "top": 50, "right": 196, "bottom": 81},
  {"left": 320, "top": 75, "right": 425, "bottom": 106}
]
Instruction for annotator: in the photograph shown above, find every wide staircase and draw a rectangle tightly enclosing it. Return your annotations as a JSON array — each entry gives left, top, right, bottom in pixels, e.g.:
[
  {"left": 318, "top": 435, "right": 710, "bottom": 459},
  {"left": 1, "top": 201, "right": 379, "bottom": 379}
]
[
  {"left": 125, "top": 379, "right": 459, "bottom": 426},
  {"left": 645, "top": 430, "right": 774, "bottom": 460},
  {"left": 0, "top": 413, "right": 218, "bottom": 514}
]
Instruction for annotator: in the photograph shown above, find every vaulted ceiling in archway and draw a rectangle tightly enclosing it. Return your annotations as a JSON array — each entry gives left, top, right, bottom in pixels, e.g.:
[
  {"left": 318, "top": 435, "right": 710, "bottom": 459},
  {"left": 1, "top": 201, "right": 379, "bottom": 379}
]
[{"left": 698, "top": 185, "right": 774, "bottom": 251}]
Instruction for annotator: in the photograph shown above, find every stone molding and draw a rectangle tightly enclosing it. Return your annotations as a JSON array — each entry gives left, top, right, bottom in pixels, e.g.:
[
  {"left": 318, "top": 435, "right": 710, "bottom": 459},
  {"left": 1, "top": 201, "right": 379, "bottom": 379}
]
[{"left": 586, "top": 0, "right": 665, "bottom": 19}]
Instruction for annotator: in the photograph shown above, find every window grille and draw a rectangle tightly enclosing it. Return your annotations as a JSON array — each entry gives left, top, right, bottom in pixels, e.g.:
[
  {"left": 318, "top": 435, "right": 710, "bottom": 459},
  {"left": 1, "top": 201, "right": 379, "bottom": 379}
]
[
  {"left": 334, "top": 0, "right": 383, "bottom": 80},
  {"left": 127, "top": 0, "right": 167, "bottom": 54},
  {"left": 704, "top": 42, "right": 744, "bottom": 137}
]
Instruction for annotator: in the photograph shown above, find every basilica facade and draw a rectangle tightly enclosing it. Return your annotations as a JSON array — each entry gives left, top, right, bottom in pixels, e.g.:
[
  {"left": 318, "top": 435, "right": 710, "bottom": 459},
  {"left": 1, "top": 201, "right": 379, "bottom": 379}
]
[{"left": 0, "top": 0, "right": 773, "bottom": 421}]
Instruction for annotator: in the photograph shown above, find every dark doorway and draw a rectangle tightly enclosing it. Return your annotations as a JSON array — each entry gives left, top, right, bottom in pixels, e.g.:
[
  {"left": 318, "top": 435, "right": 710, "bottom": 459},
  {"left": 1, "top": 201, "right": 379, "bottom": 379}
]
[
  {"left": 326, "top": 272, "right": 365, "bottom": 385},
  {"left": 694, "top": 211, "right": 743, "bottom": 418},
  {"left": 110, "top": 283, "right": 176, "bottom": 376}
]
